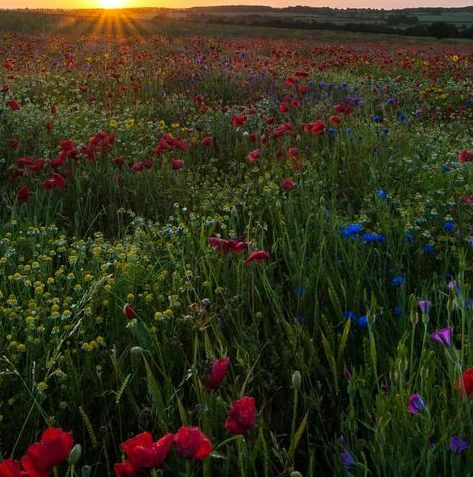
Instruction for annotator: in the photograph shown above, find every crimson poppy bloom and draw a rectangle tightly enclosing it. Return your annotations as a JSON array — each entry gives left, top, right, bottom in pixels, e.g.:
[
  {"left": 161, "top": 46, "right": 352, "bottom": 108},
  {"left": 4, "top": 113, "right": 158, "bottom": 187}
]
[
  {"left": 42, "top": 173, "right": 65, "bottom": 191},
  {"left": 231, "top": 114, "right": 247, "bottom": 127},
  {"left": 243, "top": 250, "right": 270, "bottom": 265},
  {"left": 281, "top": 178, "right": 295, "bottom": 191},
  {"left": 247, "top": 149, "right": 260, "bottom": 163},
  {"left": 8, "top": 138, "right": 19, "bottom": 150},
  {"left": 15, "top": 185, "right": 31, "bottom": 203},
  {"left": 114, "top": 459, "right": 138, "bottom": 477},
  {"left": 459, "top": 150, "right": 473, "bottom": 163},
  {"left": 173, "top": 427, "right": 213, "bottom": 460},
  {"left": 121, "top": 432, "right": 173, "bottom": 469},
  {"left": 311, "top": 120, "right": 325, "bottom": 135},
  {"left": 123, "top": 303, "right": 135, "bottom": 320},
  {"left": 205, "top": 357, "right": 230, "bottom": 391},
  {"left": 455, "top": 368, "right": 473, "bottom": 398},
  {"left": 6, "top": 99, "right": 20, "bottom": 111},
  {"left": 225, "top": 396, "right": 256, "bottom": 435},
  {"left": 21, "top": 427, "right": 73, "bottom": 477},
  {"left": 201, "top": 136, "right": 213, "bottom": 147},
  {"left": 0, "top": 459, "right": 23, "bottom": 477},
  {"left": 171, "top": 159, "right": 184, "bottom": 170}
]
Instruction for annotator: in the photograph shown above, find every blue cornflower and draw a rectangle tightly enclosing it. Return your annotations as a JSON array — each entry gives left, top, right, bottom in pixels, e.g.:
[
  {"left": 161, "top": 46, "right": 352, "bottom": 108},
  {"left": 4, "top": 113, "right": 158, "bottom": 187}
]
[
  {"left": 372, "top": 115, "right": 383, "bottom": 123},
  {"left": 390, "top": 275, "right": 406, "bottom": 287},
  {"left": 294, "top": 287, "right": 306, "bottom": 298},
  {"left": 361, "top": 233, "right": 386, "bottom": 244},
  {"left": 358, "top": 315, "right": 368, "bottom": 328},
  {"left": 341, "top": 224, "right": 363, "bottom": 238},
  {"left": 392, "top": 306, "right": 403, "bottom": 316},
  {"left": 344, "top": 311, "right": 357, "bottom": 321},
  {"left": 376, "top": 189, "right": 388, "bottom": 199},
  {"left": 424, "top": 243, "right": 435, "bottom": 255},
  {"left": 444, "top": 221, "right": 455, "bottom": 232}
]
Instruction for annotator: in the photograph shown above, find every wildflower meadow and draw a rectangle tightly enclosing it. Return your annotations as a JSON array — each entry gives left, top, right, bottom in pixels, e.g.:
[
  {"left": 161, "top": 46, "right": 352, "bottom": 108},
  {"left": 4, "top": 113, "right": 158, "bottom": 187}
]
[{"left": 1, "top": 13, "right": 473, "bottom": 476}]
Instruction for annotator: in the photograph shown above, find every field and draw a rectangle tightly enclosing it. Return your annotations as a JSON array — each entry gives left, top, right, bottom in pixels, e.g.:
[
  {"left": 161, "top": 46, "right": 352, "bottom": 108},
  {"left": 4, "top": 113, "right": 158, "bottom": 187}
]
[{"left": 1, "top": 10, "right": 473, "bottom": 477}]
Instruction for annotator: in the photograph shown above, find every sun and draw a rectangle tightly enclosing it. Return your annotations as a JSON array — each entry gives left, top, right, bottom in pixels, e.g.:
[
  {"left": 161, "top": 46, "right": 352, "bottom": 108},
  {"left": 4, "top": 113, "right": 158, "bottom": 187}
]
[{"left": 100, "top": 0, "right": 125, "bottom": 9}]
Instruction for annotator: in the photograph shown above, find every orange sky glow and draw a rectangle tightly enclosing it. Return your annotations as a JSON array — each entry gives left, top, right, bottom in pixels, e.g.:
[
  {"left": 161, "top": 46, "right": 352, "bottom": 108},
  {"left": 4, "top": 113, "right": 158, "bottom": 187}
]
[{"left": 0, "top": 0, "right": 471, "bottom": 11}]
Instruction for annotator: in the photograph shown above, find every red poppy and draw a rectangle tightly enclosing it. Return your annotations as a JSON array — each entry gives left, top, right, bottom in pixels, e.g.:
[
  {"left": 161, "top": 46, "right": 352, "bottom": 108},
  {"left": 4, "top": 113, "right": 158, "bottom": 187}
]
[
  {"left": 455, "top": 368, "right": 473, "bottom": 398},
  {"left": 173, "top": 427, "right": 213, "bottom": 460},
  {"left": 231, "top": 115, "right": 247, "bottom": 127},
  {"left": 224, "top": 396, "right": 256, "bottom": 435},
  {"left": 123, "top": 303, "right": 135, "bottom": 320},
  {"left": 243, "top": 250, "right": 270, "bottom": 265},
  {"left": 329, "top": 115, "right": 341, "bottom": 125},
  {"left": 42, "top": 173, "right": 65, "bottom": 191},
  {"left": 8, "top": 138, "right": 19, "bottom": 150},
  {"left": 311, "top": 120, "right": 325, "bottom": 135},
  {"left": 459, "top": 150, "right": 473, "bottom": 163},
  {"left": 201, "top": 136, "right": 213, "bottom": 147},
  {"left": 114, "top": 459, "right": 138, "bottom": 477},
  {"left": 15, "top": 185, "right": 31, "bottom": 203},
  {"left": 208, "top": 237, "right": 250, "bottom": 254},
  {"left": 461, "top": 195, "right": 473, "bottom": 204},
  {"left": 205, "top": 357, "right": 230, "bottom": 391},
  {"left": 6, "top": 99, "right": 20, "bottom": 111},
  {"left": 21, "top": 428, "right": 73, "bottom": 477},
  {"left": 0, "top": 459, "right": 23, "bottom": 477},
  {"left": 247, "top": 149, "right": 260, "bottom": 163},
  {"left": 121, "top": 432, "right": 173, "bottom": 469},
  {"left": 281, "top": 178, "right": 295, "bottom": 191},
  {"left": 171, "top": 159, "right": 184, "bottom": 170}
]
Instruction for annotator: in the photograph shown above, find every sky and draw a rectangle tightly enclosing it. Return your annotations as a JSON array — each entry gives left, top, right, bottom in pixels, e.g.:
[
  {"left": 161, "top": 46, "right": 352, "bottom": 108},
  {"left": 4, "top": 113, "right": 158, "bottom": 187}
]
[{"left": 0, "top": 0, "right": 471, "bottom": 11}]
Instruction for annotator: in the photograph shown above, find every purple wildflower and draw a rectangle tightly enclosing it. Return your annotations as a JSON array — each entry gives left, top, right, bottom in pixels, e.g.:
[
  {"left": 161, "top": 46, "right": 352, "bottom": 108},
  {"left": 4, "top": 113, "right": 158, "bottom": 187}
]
[
  {"left": 450, "top": 436, "right": 469, "bottom": 454},
  {"left": 418, "top": 300, "right": 432, "bottom": 314},
  {"left": 407, "top": 393, "right": 425, "bottom": 415},
  {"left": 430, "top": 327, "right": 453, "bottom": 346}
]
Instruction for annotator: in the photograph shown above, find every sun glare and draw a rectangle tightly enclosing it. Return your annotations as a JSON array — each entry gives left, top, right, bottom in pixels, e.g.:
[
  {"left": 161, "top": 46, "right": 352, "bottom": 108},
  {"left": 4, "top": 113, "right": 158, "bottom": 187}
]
[{"left": 100, "top": 0, "right": 125, "bottom": 9}]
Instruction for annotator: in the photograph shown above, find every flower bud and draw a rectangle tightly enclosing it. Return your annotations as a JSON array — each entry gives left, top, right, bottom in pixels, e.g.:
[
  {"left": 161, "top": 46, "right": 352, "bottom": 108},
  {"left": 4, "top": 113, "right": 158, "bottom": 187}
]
[
  {"left": 292, "top": 370, "right": 301, "bottom": 391},
  {"left": 68, "top": 444, "right": 82, "bottom": 465}
]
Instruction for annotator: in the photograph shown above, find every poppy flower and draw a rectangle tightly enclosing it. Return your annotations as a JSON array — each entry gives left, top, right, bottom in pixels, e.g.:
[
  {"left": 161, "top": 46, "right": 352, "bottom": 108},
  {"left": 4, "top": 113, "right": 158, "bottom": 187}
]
[
  {"left": 281, "top": 178, "right": 295, "bottom": 191},
  {"left": 123, "top": 303, "right": 135, "bottom": 320},
  {"left": 8, "top": 138, "right": 19, "bottom": 149},
  {"left": 6, "top": 99, "right": 20, "bottom": 111},
  {"left": 201, "top": 136, "right": 213, "bottom": 147},
  {"left": 231, "top": 115, "right": 247, "bottom": 127},
  {"left": 225, "top": 396, "right": 256, "bottom": 435},
  {"left": 247, "top": 149, "right": 260, "bottom": 163},
  {"left": 205, "top": 357, "right": 230, "bottom": 391},
  {"left": 21, "top": 427, "right": 73, "bottom": 477},
  {"left": 173, "top": 427, "right": 213, "bottom": 460},
  {"left": 243, "top": 250, "right": 270, "bottom": 265},
  {"left": 0, "top": 459, "right": 23, "bottom": 477},
  {"left": 459, "top": 150, "right": 473, "bottom": 163},
  {"left": 114, "top": 459, "right": 138, "bottom": 477},
  {"left": 120, "top": 432, "right": 173, "bottom": 469},
  {"left": 455, "top": 368, "right": 473, "bottom": 398},
  {"left": 15, "top": 185, "right": 31, "bottom": 203},
  {"left": 42, "top": 173, "right": 65, "bottom": 191},
  {"left": 171, "top": 159, "right": 184, "bottom": 170}
]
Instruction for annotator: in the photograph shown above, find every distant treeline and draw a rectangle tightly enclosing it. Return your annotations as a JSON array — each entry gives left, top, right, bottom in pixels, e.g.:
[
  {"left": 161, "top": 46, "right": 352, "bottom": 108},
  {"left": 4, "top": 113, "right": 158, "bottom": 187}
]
[{"left": 187, "top": 11, "right": 473, "bottom": 39}]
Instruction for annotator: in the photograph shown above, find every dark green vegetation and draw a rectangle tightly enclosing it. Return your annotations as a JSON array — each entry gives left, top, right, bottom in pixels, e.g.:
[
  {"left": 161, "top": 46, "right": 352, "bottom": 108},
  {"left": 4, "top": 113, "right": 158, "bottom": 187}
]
[{"left": 1, "top": 5, "right": 473, "bottom": 38}]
